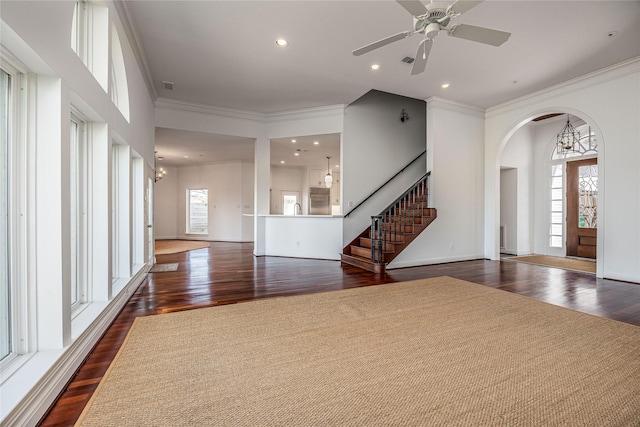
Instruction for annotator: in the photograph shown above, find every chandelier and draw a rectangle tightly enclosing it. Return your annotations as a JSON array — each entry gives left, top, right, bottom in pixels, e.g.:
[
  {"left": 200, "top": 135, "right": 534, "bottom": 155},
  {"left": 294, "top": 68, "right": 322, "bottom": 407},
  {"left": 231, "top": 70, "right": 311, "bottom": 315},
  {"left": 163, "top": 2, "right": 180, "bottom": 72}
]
[
  {"left": 155, "top": 151, "right": 167, "bottom": 182},
  {"left": 556, "top": 114, "right": 580, "bottom": 154}
]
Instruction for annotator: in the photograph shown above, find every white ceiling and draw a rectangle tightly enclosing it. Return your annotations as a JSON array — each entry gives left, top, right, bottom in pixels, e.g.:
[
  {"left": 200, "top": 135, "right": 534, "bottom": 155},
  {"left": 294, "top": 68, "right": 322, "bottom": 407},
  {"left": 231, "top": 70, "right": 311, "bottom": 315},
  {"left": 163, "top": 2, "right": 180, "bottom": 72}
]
[{"left": 128, "top": 1, "right": 640, "bottom": 164}]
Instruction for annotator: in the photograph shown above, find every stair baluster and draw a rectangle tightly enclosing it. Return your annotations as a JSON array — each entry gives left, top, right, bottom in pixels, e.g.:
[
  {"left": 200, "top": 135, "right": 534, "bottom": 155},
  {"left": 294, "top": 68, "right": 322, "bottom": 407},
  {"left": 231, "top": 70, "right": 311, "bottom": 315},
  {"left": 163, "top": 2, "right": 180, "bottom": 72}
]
[{"left": 343, "top": 172, "right": 435, "bottom": 274}]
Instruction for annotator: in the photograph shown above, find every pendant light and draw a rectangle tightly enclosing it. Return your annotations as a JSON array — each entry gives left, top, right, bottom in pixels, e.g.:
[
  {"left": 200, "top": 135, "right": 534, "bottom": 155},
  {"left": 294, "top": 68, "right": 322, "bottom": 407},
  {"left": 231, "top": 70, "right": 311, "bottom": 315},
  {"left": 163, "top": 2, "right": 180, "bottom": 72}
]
[
  {"left": 557, "top": 114, "right": 580, "bottom": 154},
  {"left": 325, "top": 156, "right": 333, "bottom": 188}
]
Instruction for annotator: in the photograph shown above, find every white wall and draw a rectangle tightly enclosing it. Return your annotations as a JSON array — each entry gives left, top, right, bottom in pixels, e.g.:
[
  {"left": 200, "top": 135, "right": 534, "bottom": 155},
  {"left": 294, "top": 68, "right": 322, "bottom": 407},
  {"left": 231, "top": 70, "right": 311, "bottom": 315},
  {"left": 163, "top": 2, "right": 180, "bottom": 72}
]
[
  {"left": 342, "top": 90, "right": 426, "bottom": 243},
  {"left": 485, "top": 58, "right": 640, "bottom": 282},
  {"left": 500, "top": 168, "right": 518, "bottom": 254},
  {"left": 153, "top": 165, "right": 178, "bottom": 238},
  {"left": 500, "top": 124, "right": 534, "bottom": 255},
  {"left": 389, "top": 98, "right": 485, "bottom": 269},
  {"left": 155, "top": 161, "right": 255, "bottom": 242}
]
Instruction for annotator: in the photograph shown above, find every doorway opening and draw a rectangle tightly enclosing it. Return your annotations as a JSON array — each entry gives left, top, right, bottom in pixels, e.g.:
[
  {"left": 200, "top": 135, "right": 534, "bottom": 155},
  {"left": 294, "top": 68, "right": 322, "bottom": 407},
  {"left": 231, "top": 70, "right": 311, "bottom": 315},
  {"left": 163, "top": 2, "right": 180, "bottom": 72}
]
[{"left": 498, "top": 113, "right": 599, "bottom": 266}]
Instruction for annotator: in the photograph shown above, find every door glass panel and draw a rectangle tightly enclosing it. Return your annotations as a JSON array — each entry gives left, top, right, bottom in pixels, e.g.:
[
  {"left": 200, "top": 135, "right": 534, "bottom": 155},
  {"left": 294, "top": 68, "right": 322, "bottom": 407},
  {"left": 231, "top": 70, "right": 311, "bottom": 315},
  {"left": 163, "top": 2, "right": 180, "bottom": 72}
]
[{"left": 578, "top": 165, "right": 597, "bottom": 228}]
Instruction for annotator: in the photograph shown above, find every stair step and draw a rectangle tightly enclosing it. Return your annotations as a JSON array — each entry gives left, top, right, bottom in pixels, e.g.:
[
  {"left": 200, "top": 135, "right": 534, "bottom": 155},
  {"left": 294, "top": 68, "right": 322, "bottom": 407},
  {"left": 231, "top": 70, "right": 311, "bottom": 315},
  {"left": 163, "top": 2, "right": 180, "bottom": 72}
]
[
  {"left": 384, "top": 216, "right": 425, "bottom": 224},
  {"left": 367, "top": 231, "right": 406, "bottom": 243},
  {"left": 340, "top": 254, "right": 385, "bottom": 274},
  {"left": 359, "top": 237, "right": 397, "bottom": 252}
]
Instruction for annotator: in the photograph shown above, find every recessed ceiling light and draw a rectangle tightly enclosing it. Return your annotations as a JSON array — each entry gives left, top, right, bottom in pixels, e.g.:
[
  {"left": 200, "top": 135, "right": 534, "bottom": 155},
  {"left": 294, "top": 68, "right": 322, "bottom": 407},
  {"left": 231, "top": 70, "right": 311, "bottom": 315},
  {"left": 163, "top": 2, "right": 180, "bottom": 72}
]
[
  {"left": 441, "top": 83, "right": 450, "bottom": 89},
  {"left": 294, "top": 153, "right": 299, "bottom": 156},
  {"left": 313, "top": 141, "right": 319, "bottom": 145},
  {"left": 275, "top": 39, "right": 288, "bottom": 47},
  {"left": 370, "top": 64, "right": 380, "bottom": 71},
  {"left": 291, "top": 139, "right": 296, "bottom": 143},
  {"left": 183, "top": 155, "right": 189, "bottom": 158},
  {"left": 280, "top": 160, "right": 285, "bottom": 164},
  {"left": 607, "top": 31, "right": 618, "bottom": 38},
  {"left": 158, "top": 156, "right": 164, "bottom": 161}
]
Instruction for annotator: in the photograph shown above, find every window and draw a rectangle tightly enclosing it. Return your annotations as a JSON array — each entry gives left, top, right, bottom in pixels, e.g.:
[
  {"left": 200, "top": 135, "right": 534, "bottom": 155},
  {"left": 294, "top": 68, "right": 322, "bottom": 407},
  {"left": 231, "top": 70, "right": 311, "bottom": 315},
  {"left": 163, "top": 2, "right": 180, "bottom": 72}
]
[
  {"left": 549, "top": 165, "right": 564, "bottom": 248},
  {"left": 71, "top": 0, "right": 109, "bottom": 91},
  {"left": 282, "top": 191, "right": 300, "bottom": 215},
  {"left": 111, "top": 144, "right": 119, "bottom": 282},
  {"left": 71, "top": 1, "right": 87, "bottom": 59},
  {"left": 0, "top": 68, "right": 10, "bottom": 361},
  {"left": 110, "top": 26, "right": 130, "bottom": 121},
  {"left": 187, "top": 189, "right": 208, "bottom": 234},
  {"left": 70, "top": 112, "right": 88, "bottom": 308}
]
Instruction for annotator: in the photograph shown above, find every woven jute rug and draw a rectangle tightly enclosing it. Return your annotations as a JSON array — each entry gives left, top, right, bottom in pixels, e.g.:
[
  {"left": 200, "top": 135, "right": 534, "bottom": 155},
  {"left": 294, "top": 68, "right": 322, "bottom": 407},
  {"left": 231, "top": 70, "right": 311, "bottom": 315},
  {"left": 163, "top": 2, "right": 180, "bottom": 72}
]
[
  {"left": 76, "top": 277, "right": 640, "bottom": 426},
  {"left": 504, "top": 254, "right": 596, "bottom": 274},
  {"left": 154, "top": 240, "right": 210, "bottom": 255}
]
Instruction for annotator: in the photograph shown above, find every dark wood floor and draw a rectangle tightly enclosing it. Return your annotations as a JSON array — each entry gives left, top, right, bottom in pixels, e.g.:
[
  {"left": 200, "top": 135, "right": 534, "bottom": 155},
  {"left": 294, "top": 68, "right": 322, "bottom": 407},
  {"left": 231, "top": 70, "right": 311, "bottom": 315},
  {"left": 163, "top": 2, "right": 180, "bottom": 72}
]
[{"left": 39, "top": 242, "right": 640, "bottom": 426}]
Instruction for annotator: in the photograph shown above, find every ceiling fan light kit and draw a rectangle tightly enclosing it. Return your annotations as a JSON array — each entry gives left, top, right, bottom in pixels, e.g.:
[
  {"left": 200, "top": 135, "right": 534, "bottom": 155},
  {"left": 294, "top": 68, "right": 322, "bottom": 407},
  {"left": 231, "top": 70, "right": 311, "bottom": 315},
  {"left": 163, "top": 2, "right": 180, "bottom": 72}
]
[{"left": 353, "top": 0, "right": 511, "bottom": 75}]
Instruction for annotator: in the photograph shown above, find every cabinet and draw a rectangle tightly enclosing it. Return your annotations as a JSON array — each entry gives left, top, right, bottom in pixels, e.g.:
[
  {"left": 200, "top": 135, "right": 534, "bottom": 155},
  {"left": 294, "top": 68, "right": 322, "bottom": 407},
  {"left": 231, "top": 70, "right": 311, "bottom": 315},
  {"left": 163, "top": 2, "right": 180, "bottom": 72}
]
[
  {"left": 330, "top": 172, "right": 340, "bottom": 205},
  {"left": 308, "top": 168, "right": 325, "bottom": 187}
]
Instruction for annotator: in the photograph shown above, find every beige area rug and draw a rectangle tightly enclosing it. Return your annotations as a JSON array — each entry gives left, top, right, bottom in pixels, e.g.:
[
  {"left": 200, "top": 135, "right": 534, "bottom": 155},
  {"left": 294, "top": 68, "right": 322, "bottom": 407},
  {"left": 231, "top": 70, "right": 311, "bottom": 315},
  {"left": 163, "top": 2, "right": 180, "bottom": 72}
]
[
  {"left": 76, "top": 277, "right": 640, "bottom": 427},
  {"left": 149, "top": 263, "right": 179, "bottom": 273},
  {"left": 505, "top": 254, "right": 596, "bottom": 274},
  {"left": 154, "top": 240, "right": 210, "bottom": 255}
]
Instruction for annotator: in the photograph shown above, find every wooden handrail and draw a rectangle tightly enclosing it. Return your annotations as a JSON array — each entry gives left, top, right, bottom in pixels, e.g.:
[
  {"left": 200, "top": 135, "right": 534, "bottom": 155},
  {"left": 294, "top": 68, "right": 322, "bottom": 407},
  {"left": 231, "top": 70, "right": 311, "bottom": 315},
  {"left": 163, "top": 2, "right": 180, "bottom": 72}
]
[{"left": 344, "top": 150, "right": 426, "bottom": 217}]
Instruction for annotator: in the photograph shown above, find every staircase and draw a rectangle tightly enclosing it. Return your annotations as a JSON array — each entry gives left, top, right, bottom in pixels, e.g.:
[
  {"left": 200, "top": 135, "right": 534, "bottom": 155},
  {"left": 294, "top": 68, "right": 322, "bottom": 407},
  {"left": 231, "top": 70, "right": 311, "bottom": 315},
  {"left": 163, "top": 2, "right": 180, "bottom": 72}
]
[{"left": 341, "top": 173, "right": 436, "bottom": 273}]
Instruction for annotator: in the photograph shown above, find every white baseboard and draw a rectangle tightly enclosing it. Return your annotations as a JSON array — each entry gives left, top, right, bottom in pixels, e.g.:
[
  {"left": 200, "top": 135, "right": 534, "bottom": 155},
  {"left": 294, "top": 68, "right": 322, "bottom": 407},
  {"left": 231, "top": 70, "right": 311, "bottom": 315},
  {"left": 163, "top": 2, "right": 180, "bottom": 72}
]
[{"left": 386, "top": 253, "right": 485, "bottom": 270}]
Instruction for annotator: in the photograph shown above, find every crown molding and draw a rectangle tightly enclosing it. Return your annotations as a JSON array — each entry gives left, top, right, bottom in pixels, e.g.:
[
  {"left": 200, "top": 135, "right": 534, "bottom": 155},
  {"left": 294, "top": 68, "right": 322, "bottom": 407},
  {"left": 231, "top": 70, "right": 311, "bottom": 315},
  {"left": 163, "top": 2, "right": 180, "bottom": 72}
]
[
  {"left": 155, "top": 97, "right": 267, "bottom": 123},
  {"left": 266, "top": 104, "right": 346, "bottom": 122},
  {"left": 113, "top": 0, "right": 157, "bottom": 102},
  {"left": 487, "top": 56, "right": 640, "bottom": 118},
  {"left": 425, "top": 96, "right": 485, "bottom": 118},
  {"left": 155, "top": 98, "right": 347, "bottom": 125}
]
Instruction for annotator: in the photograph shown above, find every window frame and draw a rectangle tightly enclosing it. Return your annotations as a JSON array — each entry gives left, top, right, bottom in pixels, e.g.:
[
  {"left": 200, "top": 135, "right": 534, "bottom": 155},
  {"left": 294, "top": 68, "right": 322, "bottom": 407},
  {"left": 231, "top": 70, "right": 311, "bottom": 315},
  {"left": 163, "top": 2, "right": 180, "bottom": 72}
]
[
  {"left": 70, "top": 110, "right": 90, "bottom": 313},
  {"left": 0, "top": 56, "right": 31, "bottom": 370}
]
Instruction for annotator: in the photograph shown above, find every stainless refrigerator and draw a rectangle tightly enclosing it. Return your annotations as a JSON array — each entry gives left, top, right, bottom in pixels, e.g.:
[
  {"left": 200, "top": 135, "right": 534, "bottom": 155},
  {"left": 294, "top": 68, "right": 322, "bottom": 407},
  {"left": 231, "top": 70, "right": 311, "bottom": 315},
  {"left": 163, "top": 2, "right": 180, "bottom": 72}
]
[{"left": 309, "top": 187, "right": 331, "bottom": 215}]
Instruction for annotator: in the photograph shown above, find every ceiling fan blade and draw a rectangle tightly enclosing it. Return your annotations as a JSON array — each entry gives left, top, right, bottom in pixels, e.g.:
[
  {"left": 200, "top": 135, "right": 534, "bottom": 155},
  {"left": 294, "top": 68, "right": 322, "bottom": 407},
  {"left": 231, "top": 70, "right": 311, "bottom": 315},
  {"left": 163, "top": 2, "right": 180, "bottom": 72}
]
[
  {"left": 352, "top": 31, "right": 412, "bottom": 56},
  {"left": 411, "top": 39, "right": 432, "bottom": 75},
  {"left": 396, "top": 0, "right": 427, "bottom": 16},
  {"left": 448, "top": 24, "right": 511, "bottom": 46},
  {"left": 448, "top": 0, "right": 483, "bottom": 15}
]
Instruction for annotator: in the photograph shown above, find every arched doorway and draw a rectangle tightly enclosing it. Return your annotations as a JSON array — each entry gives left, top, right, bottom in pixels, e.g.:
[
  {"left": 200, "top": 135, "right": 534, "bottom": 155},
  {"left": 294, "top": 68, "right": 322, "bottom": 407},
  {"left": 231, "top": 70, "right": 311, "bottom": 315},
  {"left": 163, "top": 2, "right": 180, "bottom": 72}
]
[{"left": 497, "top": 112, "right": 602, "bottom": 267}]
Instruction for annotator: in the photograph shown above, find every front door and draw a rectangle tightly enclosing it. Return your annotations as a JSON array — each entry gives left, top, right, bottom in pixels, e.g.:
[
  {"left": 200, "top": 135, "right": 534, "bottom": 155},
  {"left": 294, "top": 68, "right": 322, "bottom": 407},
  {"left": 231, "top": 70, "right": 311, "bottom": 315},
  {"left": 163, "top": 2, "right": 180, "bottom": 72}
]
[{"left": 566, "top": 158, "right": 597, "bottom": 258}]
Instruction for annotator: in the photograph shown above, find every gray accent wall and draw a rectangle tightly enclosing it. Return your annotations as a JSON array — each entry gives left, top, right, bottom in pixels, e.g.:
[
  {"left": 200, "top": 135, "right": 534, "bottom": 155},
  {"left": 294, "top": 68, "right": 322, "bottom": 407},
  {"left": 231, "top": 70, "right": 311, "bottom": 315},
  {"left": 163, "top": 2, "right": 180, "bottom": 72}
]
[{"left": 342, "top": 90, "right": 426, "bottom": 243}]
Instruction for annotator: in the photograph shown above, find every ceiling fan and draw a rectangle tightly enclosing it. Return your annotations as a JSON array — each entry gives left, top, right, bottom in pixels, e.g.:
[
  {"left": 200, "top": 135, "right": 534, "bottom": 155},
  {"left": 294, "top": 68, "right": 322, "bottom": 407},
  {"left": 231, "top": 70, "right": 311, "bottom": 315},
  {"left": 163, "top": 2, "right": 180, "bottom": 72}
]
[{"left": 352, "top": 0, "right": 511, "bottom": 75}]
